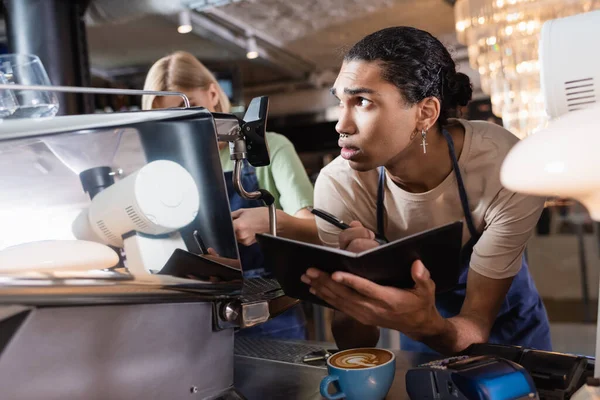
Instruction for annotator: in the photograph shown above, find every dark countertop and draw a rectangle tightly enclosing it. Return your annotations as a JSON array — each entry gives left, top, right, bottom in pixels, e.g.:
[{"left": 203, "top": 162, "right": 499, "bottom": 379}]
[
  {"left": 234, "top": 339, "right": 437, "bottom": 400},
  {"left": 0, "top": 274, "right": 244, "bottom": 306}
]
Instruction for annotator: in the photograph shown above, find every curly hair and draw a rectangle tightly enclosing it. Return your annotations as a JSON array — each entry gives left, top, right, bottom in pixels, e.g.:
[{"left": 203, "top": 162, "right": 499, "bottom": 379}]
[{"left": 345, "top": 26, "right": 472, "bottom": 126}]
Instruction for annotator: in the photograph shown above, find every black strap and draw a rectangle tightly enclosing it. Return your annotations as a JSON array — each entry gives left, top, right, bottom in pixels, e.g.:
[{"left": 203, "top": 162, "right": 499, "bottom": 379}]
[
  {"left": 441, "top": 128, "right": 479, "bottom": 239},
  {"left": 375, "top": 129, "right": 479, "bottom": 240},
  {"left": 377, "top": 166, "right": 386, "bottom": 237}
]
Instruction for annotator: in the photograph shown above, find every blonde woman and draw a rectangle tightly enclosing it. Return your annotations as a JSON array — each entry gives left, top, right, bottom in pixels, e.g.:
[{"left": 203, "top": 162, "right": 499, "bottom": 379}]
[{"left": 143, "top": 51, "right": 316, "bottom": 339}]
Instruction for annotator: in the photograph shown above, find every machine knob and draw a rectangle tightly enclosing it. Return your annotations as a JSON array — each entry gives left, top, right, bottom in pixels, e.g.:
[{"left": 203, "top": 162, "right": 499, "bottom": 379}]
[
  {"left": 220, "top": 301, "right": 240, "bottom": 323},
  {"left": 216, "top": 300, "right": 269, "bottom": 330}
]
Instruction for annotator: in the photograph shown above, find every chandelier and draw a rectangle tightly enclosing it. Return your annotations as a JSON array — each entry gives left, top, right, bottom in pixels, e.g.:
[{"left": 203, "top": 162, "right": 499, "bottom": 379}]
[{"left": 454, "top": 0, "right": 600, "bottom": 138}]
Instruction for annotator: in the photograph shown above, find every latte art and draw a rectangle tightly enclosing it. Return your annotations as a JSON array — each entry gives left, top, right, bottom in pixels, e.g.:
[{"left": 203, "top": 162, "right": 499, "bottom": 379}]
[
  {"left": 334, "top": 353, "right": 380, "bottom": 368},
  {"left": 330, "top": 349, "right": 393, "bottom": 369}
]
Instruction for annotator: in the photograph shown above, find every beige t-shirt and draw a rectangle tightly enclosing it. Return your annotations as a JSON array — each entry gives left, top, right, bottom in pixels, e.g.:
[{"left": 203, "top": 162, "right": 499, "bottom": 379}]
[{"left": 314, "top": 119, "right": 545, "bottom": 280}]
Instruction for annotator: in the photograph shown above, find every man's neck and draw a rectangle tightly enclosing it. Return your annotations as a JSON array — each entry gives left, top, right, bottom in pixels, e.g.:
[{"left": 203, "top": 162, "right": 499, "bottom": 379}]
[{"left": 385, "top": 124, "right": 464, "bottom": 193}]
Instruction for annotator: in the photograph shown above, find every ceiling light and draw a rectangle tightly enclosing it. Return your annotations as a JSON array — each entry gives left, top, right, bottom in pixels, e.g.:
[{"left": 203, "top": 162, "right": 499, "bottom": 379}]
[
  {"left": 183, "top": 0, "right": 244, "bottom": 11},
  {"left": 178, "top": 11, "right": 193, "bottom": 34},
  {"left": 246, "top": 36, "right": 259, "bottom": 59}
]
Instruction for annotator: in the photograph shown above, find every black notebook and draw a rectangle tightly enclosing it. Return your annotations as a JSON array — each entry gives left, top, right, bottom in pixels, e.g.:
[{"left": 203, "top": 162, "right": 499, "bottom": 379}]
[{"left": 255, "top": 221, "right": 463, "bottom": 308}]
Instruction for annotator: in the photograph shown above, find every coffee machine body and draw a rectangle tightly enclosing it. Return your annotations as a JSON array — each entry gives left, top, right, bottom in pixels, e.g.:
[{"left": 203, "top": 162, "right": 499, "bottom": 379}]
[{"left": 0, "top": 108, "right": 261, "bottom": 399}]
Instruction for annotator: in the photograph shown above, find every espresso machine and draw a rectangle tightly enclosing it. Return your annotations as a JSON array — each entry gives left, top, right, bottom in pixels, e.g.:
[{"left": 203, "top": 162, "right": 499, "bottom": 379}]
[{"left": 0, "top": 89, "right": 285, "bottom": 399}]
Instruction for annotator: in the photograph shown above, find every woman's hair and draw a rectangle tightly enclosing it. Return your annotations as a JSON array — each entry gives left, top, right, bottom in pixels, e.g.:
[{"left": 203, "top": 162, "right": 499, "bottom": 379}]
[
  {"left": 142, "top": 51, "right": 230, "bottom": 112},
  {"left": 345, "top": 26, "right": 472, "bottom": 126}
]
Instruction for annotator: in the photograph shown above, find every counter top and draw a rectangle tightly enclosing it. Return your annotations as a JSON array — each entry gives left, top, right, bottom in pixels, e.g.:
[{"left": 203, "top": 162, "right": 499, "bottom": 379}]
[
  {"left": 234, "top": 347, "right": 437, "bottom": 399},
  {"left": 0, "top": 273, "right": 244, "bottom": 306}
]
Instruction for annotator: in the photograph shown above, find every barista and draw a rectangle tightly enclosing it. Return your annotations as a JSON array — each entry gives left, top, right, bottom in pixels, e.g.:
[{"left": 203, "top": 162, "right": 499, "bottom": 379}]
[
  {"left": 143, "top": 51, "right": 318, "bottom": 339},
  {"left": 301, "top": 27, "right": 551, "bottom": 354}
]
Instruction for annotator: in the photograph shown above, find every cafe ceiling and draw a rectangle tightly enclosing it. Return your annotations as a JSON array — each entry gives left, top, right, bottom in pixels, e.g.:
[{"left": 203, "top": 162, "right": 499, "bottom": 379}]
[{"left": 85, "top": 0, "right": 467, "bottom": 94}]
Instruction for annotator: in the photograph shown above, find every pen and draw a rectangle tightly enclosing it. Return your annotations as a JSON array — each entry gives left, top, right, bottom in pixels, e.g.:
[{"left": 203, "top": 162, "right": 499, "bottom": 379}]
[
  {"left": 308, "top": 207, "right": 389, "bottom": 244},
  {"left": 193, "top": 230, "right": 209, "bottom": 255}
]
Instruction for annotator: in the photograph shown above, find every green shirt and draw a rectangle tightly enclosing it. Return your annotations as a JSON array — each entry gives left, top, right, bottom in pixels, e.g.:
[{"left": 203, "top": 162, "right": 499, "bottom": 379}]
[{"left": 219, "top": 131, "right": 314, "bottom": 215}]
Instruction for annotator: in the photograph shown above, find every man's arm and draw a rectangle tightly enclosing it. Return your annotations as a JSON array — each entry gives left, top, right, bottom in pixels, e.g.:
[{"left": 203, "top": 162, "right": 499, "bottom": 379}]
[
  {"left": 302, "top": 221, "right": 517, "bottom": 355},
  {"left": 328, "top": 269, "right": 513, "bottom": 354},
  {"left": 416, "top": 269, "right": 514, "bottom": 354},
  {"left": 419, "top": 189, "right": 545, "bottom": 352}
]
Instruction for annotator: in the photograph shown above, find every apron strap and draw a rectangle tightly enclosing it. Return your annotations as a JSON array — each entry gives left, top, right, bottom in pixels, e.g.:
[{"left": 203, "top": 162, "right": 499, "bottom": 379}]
[
  {"left": 375, "top": 128, "right": 480, "bottom": 241},
  {"left": 377, "top": 166, "right": 386, "bottom": 238},
  {"left": 441, "top": 128, "right": 479, "bottom": 239}
]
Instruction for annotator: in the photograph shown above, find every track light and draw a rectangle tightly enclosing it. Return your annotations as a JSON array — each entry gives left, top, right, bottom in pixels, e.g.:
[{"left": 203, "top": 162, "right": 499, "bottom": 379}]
[
  {"left": 178, "top": 10, "right": 193, "bottom": 34},
  {"left": 246, "top": 36, "right": 259, "bottom": 59}
]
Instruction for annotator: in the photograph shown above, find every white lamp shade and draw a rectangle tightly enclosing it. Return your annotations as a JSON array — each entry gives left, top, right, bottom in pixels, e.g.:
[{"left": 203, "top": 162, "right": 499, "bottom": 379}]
[
  {"left": 540, "top": 10, "right": 600, "bottom": 119},
  {"left": 500, "top": 103, "right": 600, "bottom": 220}
]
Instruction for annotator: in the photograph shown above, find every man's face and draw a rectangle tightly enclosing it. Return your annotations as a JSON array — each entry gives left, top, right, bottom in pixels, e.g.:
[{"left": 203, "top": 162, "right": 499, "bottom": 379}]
[{"left": 331, "top": 60, "right": 418, "bottom": 171}]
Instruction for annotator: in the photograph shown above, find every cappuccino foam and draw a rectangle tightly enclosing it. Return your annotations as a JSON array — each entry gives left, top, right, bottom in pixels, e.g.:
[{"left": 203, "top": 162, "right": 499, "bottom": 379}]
[{"left": 329, "top": 349, "right": 393, "bottom": 369}]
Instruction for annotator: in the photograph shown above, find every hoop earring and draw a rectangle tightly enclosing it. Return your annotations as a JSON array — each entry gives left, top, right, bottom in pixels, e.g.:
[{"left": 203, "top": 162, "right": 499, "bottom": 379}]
[{"left": 420, "top": 129, "right": 428, "bottom": 154}]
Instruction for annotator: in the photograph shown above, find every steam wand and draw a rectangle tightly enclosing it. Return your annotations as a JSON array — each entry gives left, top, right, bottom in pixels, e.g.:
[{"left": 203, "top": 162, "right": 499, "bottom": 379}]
[{"left": 220, "top": 128, "right": 277, "bottom": 237}]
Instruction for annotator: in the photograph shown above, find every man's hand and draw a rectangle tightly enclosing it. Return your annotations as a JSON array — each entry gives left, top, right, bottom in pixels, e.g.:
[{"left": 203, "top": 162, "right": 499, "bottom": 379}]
[
  {"left": 232, "top": 207, "right": 270, "bottom": 246},
  {"left": 303, "top": 251, "right": 513, "bottom": 354},
  {"left": 301, "top": 260, "right": 445, "bottom": 340},
  {"left": 339, "top": 221, "right": 380, "bottom": 252}
]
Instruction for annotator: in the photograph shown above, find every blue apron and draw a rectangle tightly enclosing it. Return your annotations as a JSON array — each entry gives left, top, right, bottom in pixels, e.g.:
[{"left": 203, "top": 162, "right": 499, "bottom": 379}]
[
  {"left": 225, "top": 161, "right": 307, "bottom": 340},
  {"left": 376, "top": 129, "right": 552, "bottom": 353}
]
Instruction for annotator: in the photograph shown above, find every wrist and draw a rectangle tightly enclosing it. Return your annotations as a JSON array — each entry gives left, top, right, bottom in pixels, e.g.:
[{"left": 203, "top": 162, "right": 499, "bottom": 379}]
[
  {"left": 274, "top": 209, "right": 288, "bottom": 236},
  {"left": 411, "top": 308, "right": 449, "bottom": 343}
]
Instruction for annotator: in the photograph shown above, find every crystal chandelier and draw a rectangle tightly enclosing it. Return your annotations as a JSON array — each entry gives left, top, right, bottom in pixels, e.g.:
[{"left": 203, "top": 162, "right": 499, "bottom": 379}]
[{"left": 454, "top": 0, "right": 600, "bottom": 138}]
